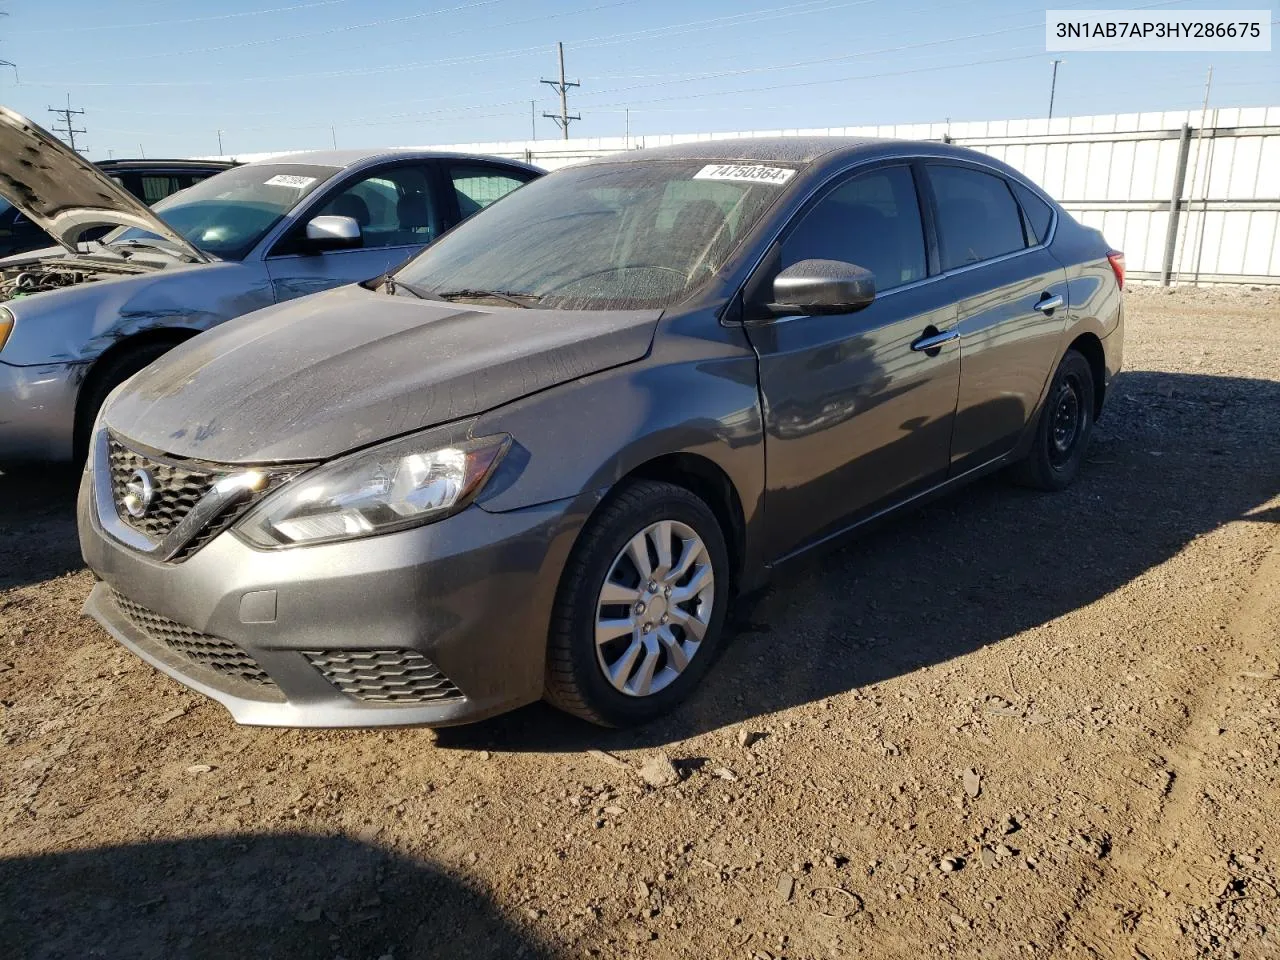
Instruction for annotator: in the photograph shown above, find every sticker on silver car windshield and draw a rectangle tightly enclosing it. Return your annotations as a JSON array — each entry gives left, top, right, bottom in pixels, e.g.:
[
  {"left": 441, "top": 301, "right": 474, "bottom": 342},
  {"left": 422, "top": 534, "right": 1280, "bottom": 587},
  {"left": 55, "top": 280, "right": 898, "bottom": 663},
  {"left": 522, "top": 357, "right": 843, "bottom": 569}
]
[
  {"left": 263, "top": 174, "right": 318, "bottom": 189},
  {"left": 693, "top": 164, "right": 796, "bottom": 185}
]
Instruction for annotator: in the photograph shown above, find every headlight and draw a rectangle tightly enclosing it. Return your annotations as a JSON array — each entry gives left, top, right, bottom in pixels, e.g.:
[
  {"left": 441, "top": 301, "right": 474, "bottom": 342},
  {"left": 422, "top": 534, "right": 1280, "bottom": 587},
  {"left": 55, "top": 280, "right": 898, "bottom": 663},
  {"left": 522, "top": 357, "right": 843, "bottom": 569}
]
[
  {"left": 236, "top": 431, "right": 510, "bottom": 548},
  {"left": 0, "top": 307, "right": 13, "bottom": 353}
]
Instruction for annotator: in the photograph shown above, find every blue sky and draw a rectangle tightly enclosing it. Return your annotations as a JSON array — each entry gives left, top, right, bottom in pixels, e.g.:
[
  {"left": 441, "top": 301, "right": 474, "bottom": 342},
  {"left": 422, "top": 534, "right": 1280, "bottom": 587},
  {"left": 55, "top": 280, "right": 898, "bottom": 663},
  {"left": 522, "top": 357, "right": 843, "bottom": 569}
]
[{"left": 0, "top": 0, "right": 1276, "bottom": 159}]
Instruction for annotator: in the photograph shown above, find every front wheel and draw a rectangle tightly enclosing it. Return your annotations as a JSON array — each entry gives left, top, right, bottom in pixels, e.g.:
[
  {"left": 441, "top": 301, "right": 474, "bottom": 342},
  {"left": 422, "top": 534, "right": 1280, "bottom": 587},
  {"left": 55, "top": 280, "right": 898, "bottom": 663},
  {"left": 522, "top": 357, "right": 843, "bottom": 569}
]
[
  {"left": 1011, "top": 349, "right": 1095, "bottom": 491},
  {"left": 544, "top": 480, "right": 730, "bottom": 727}
]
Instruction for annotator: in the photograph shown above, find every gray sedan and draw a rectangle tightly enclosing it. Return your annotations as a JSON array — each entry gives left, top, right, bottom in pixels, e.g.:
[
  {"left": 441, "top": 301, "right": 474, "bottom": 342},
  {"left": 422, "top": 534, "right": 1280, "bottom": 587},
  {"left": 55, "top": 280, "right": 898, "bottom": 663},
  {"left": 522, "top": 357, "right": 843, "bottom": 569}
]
[
  {"left": 79, "top": 137, "right": 1123, "bottom": 729},
  {"left": 0, "top": 106, "right": 539, "bottom": 461}
]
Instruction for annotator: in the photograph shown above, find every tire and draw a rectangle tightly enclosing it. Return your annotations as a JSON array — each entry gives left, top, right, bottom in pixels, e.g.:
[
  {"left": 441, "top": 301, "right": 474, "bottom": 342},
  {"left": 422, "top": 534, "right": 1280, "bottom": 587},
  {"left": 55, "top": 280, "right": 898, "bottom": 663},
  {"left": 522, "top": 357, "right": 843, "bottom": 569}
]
[
  {"left": 73, "top": 342, "right": 177, "bottom": 463},
  {"left": 545, "top": 479, "right": 731, "bottom": 727},
  {"left": 1011, "top": 349, "right": 1095, "bottom": 491}
]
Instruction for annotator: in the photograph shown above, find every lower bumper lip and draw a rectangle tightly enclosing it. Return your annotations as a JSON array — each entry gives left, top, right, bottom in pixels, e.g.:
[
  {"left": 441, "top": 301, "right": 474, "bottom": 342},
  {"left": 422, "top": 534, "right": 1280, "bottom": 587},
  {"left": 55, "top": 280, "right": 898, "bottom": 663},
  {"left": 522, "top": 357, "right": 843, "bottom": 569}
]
[
  {"left": 78, "top": 468, "right": 595, "bottom": 728},
  {"left": 84, "top": 583, "right": 499, "bottom": 728}
]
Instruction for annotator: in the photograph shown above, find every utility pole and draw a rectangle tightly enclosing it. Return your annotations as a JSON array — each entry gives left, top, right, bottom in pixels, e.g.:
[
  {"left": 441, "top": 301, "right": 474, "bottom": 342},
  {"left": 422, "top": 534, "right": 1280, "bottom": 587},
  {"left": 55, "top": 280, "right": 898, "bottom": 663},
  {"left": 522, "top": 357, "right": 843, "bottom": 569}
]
[
  {"left": 217, "top": 129, "right": 224, "bottom": 154},
  {"left": 530, "top": 100, "right": 536, "bottom": 141},
  {"left": 48, "top": 93, "right": 87, "bottom": 154},
  {"left": 330, "top": 126, "right": 337, "bottom": 149},
  {"left": 1047, "top": 59, "right": 1064, "bottom": 120},
  {"left": 540, "top": 41, "right": 580, "bottom": 141}
]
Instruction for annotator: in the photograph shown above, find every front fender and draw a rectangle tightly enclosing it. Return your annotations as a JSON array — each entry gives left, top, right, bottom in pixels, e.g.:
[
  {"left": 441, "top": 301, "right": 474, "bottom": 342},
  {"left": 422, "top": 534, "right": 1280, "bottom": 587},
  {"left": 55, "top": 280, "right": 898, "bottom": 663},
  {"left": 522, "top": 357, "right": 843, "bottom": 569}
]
[
  {"left": 473, "top": 309, "right": 767, "bottom": 577},
  {"left": 2, "top": 261, "right": 273, "bottom": 366}
]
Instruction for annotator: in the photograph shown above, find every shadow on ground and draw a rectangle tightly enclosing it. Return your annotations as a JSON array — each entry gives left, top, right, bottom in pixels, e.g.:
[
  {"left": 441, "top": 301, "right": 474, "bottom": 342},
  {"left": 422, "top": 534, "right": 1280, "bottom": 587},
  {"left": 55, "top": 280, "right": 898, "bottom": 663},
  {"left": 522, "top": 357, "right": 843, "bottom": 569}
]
[
  {"left": 3, "top": 371, "right": 1278, "bottom": 749},
  {"left": 438, "top": 370, "right": 1280, "bottom": 751},
  {"left": 0, "top": 464, "right": 82, "bottom": 590},
  {"left": 0, "top": 833, "right": 549, "bottom": 960}
]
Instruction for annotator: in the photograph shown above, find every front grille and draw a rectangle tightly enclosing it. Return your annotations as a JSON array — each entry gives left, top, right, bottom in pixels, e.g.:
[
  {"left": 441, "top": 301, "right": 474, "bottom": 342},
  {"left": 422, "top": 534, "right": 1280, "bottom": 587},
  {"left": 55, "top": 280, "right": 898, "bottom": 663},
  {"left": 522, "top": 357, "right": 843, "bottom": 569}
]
[
  {"left": 303, "top": 649, "right": 463, "bottom": 704},
  {"left": 106, "top": 434, "right": 299, "bottom": 561},
  {"left": 111, "top": 590, "right": 277, "bottom": 689},
  {"left": 108, "top": 437, "right": 215, "bottom": 540}
]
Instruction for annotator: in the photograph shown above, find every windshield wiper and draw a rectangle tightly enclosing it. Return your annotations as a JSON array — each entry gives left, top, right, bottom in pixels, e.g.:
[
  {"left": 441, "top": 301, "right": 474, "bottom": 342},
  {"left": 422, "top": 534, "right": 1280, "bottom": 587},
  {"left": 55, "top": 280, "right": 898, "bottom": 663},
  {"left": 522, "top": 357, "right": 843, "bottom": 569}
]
[
  {"left": 432, "top": 288, "right": 540, "bottom": 308},
  {"left": 108, "top": 238, "right": 198, "bottom": 263},
  {"left": 383, "top": 276, "right": 433, "bottom": 299}
]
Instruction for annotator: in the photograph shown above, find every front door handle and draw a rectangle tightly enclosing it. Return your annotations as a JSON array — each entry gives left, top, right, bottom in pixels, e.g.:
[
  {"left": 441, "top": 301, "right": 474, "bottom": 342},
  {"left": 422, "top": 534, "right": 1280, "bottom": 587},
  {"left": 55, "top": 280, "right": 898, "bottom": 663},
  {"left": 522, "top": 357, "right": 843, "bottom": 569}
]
[
  {"left": 1035, "top": 293, "right": 1065, "bottom": 314},
  {"left": 911, "top": 327, "right": 960, "bottom": 353}
]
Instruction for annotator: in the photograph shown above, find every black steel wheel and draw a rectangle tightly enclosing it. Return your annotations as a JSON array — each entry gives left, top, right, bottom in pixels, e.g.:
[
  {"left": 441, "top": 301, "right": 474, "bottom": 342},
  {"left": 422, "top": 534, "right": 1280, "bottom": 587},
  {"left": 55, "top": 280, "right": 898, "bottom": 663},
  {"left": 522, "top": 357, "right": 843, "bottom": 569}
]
[{"left": 1011, "top": 349, "right": 1095, "bottom": 491}]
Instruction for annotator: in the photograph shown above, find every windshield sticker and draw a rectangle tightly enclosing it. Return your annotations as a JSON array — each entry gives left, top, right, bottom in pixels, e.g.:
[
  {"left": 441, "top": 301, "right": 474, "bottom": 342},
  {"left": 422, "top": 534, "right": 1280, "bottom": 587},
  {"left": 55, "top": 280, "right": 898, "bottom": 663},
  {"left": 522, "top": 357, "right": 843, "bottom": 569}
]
[
  {"left": 693, "top": 164, "right": 795, "bottom": 186},
  {"left": 263, "top": 174, "right": 317, "bottom": 189}
]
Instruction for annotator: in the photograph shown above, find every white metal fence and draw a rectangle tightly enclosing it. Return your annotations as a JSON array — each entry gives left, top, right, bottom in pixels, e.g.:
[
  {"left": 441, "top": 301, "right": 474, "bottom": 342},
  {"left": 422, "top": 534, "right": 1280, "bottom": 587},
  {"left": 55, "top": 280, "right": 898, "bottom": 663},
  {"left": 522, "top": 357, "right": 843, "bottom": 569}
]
[
  {"left": 420, "top": 106, "right": 1280, "bottom": 286},
  {"left": 225, "top": 105, "right": 1280, "bottom": 285}
]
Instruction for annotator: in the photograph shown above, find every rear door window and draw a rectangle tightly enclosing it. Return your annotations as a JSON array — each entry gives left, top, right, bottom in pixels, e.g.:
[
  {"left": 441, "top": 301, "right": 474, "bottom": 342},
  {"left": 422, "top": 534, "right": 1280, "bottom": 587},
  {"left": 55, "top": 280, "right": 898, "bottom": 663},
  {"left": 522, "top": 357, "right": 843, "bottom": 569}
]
[
  {"left": 780, "top": 164, "right": 927, "bottom": 292},
  {"left": 448, "top": 165, "right": 534, "bottom": 221},
  {"left": 1011, "top": 181, "right": 1054, "bottom": 245},
  {"left": 926, "top": 164, "right": 1028, "bottom": 270},
  {"left": 138, "top": 175, "right": 181, "bottom": 205}
]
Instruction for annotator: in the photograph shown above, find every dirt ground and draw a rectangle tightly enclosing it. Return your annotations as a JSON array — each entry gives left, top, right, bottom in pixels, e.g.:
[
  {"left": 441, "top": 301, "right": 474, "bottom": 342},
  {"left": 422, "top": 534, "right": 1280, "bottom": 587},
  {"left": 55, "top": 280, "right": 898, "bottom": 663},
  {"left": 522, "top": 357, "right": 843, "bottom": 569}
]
[{"left": 2, "top": 285, "right": 1278, "bottom": 960}]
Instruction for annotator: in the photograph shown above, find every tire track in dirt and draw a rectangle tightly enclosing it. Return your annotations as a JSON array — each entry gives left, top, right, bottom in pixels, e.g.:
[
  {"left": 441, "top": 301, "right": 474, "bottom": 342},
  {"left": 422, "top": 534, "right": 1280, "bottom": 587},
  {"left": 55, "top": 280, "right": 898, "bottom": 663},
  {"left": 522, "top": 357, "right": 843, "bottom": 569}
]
[{"left": 1057, "top": 519, "right": 1280, "bottom": 958}]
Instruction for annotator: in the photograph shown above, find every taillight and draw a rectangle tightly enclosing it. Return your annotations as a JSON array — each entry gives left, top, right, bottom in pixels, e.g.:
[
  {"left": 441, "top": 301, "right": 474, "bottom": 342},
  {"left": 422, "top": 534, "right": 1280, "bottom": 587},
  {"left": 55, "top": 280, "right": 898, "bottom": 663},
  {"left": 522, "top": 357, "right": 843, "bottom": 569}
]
[{"left": 1107, "top": 250, "right": 1125, "bottom": 291}]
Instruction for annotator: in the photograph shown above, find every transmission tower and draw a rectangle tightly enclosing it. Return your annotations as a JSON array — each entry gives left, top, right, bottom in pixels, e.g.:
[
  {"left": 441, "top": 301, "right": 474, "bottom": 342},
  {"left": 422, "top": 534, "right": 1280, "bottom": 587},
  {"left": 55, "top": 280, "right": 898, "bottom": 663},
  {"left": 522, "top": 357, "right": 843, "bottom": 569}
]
[
  {"left": 540, "top": 42, "right": 580, "bottom": 141},
  {"left": 48, "top": 94, "right": 87, "bottom": 154}
]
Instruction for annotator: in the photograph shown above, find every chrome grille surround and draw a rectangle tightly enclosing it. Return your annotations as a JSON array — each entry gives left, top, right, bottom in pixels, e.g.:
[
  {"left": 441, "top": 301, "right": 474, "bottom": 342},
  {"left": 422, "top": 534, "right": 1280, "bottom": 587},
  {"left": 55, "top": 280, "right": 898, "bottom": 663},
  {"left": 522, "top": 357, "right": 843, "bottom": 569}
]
[
  {"left": 302, "top": 649, "right": 464, "bottom": 704},
  {"left": 97, "top": 430, "right": 304, "bottom": 562},
  {"left": 110, "top": 589, "right": 277, "bottom": 689},
  {"left": 108, "top": 436, "right": 215, "bottom": 541}
]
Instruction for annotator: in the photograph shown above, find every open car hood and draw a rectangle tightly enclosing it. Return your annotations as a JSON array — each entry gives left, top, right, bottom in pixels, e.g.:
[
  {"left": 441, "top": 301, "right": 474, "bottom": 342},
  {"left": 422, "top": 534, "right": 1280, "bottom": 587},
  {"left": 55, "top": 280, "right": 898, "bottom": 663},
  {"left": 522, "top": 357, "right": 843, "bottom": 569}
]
[{"left": 0, "top": 106, "right": 208, "bottom": 261}]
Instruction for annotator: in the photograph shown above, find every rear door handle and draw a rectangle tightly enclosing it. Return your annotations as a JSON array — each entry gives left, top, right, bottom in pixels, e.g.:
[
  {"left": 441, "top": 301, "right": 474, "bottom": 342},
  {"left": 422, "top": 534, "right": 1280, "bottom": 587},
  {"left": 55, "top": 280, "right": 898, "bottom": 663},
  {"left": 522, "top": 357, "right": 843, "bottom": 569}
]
[
  {"left": 1035, "top": 294, "right": 1065, "bottom": 314},
  {"left": 911, "top": 327, "right": 959, "bottom": 353}
]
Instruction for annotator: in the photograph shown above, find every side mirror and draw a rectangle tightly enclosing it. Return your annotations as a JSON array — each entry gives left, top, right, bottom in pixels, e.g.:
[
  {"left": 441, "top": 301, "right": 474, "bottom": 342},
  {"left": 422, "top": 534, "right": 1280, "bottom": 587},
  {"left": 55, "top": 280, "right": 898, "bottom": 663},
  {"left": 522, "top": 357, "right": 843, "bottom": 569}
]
[
  {"left": 771, "top": 258, "right": 876, "bottom": 315},
  {"left": 304, "top": 215, "right": 362, "bottom": 252}
]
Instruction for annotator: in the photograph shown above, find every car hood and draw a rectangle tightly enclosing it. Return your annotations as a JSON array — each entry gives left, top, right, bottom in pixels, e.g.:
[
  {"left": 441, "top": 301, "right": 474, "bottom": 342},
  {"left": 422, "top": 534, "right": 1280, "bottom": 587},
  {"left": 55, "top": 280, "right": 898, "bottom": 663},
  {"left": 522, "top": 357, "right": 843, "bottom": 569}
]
[
  {"left": 0, "top": 106, "right": 208, "bottom": 261},
  {"left": 104, "top": 284, "right": 661, "bottom": 463}
]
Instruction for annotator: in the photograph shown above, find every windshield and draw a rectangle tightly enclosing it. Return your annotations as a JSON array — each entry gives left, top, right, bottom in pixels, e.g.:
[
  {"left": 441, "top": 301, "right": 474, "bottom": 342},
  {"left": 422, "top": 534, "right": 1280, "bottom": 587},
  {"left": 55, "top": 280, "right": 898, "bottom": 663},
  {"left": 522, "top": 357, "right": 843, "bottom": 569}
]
[
  {"left": 105, "top": 163, "right": 336, "bottom": 260},
  {"left": 394, "top": 160, "right": 795, "bottom": 310}
]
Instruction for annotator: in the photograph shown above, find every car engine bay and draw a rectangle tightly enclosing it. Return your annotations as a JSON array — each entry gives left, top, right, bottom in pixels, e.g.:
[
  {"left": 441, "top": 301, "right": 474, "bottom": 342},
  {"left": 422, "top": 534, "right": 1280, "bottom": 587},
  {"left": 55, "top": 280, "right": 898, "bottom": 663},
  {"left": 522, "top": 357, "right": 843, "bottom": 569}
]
[{"left": 0, "top": 256, "right": 151, "bottom": 303}]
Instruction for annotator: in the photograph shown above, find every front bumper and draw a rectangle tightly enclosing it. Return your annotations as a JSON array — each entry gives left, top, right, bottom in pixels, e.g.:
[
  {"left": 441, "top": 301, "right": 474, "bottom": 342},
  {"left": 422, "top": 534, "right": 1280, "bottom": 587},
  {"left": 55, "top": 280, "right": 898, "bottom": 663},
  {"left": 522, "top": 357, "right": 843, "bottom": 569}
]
[
  {"left": 79, "top": 473, "right": 591, "bottom": 727},
  {"left": 0, "top": 360, "right": 81, "bottom": 462}
]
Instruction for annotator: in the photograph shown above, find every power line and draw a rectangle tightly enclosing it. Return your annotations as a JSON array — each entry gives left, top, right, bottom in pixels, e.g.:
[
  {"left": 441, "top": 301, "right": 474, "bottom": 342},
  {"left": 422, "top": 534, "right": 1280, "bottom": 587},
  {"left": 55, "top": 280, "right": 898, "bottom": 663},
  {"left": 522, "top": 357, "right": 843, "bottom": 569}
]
[
  {"left": 68, "top": 0, "right": 525, "bottom": 65},
  {"left": 541, "top": 42, "right": 580, "bottom": 140},
  {"left": 19, "top": 0, "right": 357, "bottom": 34},
  {"left": 47, "top": 94, "right": 87, "bottom": 154},
  {"left": 20, "top": 0, "right": 882, "bottom": 87}
]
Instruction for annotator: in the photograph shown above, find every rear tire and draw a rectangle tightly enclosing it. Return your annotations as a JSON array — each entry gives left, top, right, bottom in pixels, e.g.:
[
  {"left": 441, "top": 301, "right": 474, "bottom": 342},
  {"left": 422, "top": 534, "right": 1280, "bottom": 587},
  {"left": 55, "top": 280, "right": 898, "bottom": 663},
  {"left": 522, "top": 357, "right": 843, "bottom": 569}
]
[
  {"left": 1011, "top": 349, "right": 1095, "bottom": 491},
  {"left": 544, "top": 479, "right": 730, "bottom": 727},
  {"left": 73, "top": 342, "right": 177, "bottom": 464}
]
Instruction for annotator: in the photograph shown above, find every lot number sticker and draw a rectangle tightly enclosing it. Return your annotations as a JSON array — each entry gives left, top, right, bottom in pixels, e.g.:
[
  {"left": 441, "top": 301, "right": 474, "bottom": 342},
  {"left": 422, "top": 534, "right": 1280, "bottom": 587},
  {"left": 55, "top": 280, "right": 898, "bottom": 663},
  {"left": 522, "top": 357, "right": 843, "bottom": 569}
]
[
  {"left": 264, "top": 174, "right": 318, "bottom": 189},
  {"left": 693, "top": 164, "right": 796, "bottom": 186}
]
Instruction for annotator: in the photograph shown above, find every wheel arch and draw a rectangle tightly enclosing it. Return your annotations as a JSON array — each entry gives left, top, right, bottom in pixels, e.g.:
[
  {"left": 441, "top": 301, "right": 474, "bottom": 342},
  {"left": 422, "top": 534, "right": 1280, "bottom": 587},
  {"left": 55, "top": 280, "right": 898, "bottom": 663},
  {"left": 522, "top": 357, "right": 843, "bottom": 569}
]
[
  {"left": 1065, "top": 331, "right": 1106, "bottom": 418},
  {"left": 73, "top": 327, "right": 200, "bottom": 444},
  {"left": 587, "top": 452, "right": 749, "bottom": 596}
]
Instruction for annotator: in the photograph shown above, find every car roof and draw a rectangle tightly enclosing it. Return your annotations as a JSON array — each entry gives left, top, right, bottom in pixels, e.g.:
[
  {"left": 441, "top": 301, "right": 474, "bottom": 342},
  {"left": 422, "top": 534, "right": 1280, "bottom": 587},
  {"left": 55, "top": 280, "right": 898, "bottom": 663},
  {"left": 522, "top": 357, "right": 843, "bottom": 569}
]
[
  {"left": 583, "top": 135, "right": 989, "bottom": 168},
  {"left": 95, "top": 158, "right": 236, "bottom": 170},
  {"left": 246, "top": 148, "right": 541, "bottom": 172}
]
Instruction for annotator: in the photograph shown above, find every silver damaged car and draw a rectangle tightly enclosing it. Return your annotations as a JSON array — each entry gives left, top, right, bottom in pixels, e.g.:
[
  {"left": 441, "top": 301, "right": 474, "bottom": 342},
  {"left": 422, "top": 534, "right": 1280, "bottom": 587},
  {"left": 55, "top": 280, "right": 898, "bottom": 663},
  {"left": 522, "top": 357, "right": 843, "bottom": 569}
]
[{"left": 0, "top": 106, "right": 539, "bottom": 461}]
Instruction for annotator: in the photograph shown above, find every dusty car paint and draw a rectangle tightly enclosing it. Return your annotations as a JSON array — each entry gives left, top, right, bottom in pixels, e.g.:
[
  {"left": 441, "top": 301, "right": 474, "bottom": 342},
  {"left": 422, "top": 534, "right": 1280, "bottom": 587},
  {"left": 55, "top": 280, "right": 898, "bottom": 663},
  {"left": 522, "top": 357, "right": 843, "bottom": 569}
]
[
  {"left": 79, "top": 137, "right": 1123, "bottom": 728},
  {"left": 105, "top": 285, "right": 662, "bottom": 463}
]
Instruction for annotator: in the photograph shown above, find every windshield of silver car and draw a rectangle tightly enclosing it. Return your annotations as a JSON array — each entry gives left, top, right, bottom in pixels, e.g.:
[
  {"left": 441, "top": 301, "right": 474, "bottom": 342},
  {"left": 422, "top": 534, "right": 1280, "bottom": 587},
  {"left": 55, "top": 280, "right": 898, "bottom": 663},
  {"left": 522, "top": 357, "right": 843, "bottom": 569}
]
[
  {"left": 394, "top": 160, "right": 797, "bottom": 310},
  {"left": 104, "top": 163, "right": 337, "bottom": 260}
]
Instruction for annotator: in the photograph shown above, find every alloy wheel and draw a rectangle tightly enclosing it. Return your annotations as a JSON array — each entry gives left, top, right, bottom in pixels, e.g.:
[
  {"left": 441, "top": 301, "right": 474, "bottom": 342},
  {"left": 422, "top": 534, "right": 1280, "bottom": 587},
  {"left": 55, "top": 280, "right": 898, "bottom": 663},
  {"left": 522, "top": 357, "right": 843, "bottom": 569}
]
[{"left": 594, "top": 519, "right": 715, "bottom": 697}]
